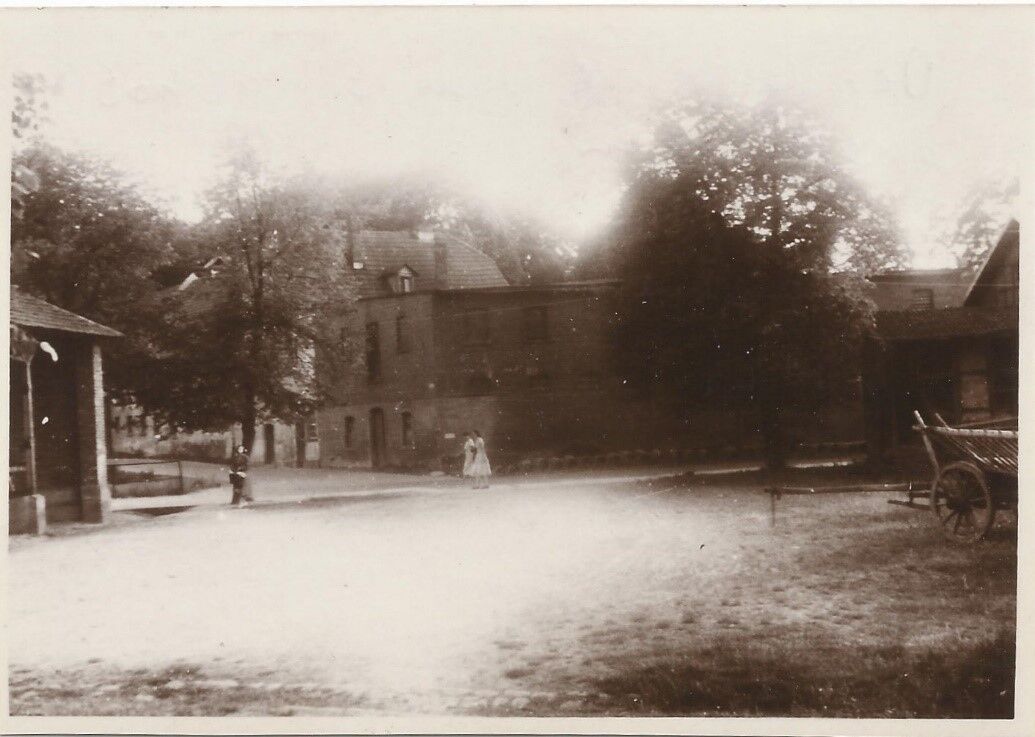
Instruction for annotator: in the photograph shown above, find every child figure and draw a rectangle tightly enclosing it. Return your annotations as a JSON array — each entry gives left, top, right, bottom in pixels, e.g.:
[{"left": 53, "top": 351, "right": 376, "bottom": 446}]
[{"left": 229, "top": 445, "right": 253, "bottom": 506}]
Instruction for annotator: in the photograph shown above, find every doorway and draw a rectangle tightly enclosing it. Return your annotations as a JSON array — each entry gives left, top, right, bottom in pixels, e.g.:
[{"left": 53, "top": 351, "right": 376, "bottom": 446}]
[
  {"left": 263, "top": 423, "right": 276, "bottom": 465},
  {"left": 369, "top": 408, "right": 386, "bottom": 468}
]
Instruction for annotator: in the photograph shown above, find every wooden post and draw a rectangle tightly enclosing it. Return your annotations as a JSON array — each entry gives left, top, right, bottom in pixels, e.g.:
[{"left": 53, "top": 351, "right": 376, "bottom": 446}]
[{"left": 22, "top": 359, "right": 37, "bottom": 494}]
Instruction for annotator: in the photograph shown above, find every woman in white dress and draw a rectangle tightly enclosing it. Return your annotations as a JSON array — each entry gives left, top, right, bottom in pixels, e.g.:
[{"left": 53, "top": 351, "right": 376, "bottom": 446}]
[
  {"left": 469, "top": 430, "right": 492, "bottom": 489},
  {"left": 462, "top": 432, "right": 476, "bottom": 480}
]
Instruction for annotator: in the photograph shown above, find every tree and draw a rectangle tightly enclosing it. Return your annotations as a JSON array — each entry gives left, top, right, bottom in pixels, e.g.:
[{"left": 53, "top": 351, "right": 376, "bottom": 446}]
[
  {"left": 600, "top": 99, "right": 898, "bottom": 467},
  {"left": 11, "top": 73, "right": 48, "bottom": 218},
  {"left": 940, "top": 178, "right": 1018, "bottom": 273},
  {"left": 589, "top": 99, "right": 905, "bottom": 277},
  {"left": 137, "top": 150, "right": 355, "bottom": 451},
  {"left": 10, "top": 143, "right": 178, "bottom": 397}
]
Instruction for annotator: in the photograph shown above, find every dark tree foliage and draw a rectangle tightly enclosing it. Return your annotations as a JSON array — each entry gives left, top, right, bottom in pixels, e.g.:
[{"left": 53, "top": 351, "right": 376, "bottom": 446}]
[
  {"left": 10, "top": 144, "right": 178, "bottom": 399},
  {"left": 599, "top": 100, "right": 899, "bottom": 466},
  {"left": 941, "top": 178, "right": 1018, "bottom": 273},
  {"left": 11, "top": 73, "right": 48, "bottom": 218},
  {"left": 589, "top": 100, "right": 906, "bottom": 277}
]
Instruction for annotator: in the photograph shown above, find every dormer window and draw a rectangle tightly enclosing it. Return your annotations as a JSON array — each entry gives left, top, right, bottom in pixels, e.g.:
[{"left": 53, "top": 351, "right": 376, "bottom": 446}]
[{"left": 397, "top": 266, "right": 416, "bottom": 293}]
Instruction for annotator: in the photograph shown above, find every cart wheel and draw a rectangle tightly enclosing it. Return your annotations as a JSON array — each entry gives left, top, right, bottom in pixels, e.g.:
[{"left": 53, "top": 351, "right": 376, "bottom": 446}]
[{"left": 931, "top": 462, "right": 995, "bottom": 544}]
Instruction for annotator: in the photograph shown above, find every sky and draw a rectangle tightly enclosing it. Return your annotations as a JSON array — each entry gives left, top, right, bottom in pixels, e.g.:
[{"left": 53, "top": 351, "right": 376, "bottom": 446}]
[{"left": 4, "top": 6, "right": 1033, "bottom": 266}]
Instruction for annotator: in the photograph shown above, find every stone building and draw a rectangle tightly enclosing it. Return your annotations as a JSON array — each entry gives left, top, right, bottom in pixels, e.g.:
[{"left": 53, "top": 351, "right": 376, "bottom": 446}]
[
  {"left": 864, "top": 220, "right": 1019, "bottom": 457},
  {"left": 318, "top": 230, "right": 864, "bottom": 471},
  {"left": 9, "top": 287, "right": 121, "bottom": 532}
]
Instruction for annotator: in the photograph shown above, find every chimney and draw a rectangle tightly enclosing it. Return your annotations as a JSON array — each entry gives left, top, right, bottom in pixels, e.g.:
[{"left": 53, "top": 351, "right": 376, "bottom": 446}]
[{"left": 432, "top": 233, "right": 448, "bottom": 288}]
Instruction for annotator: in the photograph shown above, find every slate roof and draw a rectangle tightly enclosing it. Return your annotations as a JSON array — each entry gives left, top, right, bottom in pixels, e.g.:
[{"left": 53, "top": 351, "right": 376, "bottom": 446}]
[
  {"left": 10, "top": 287, "right": 123, "bottom": 338},
  {"left": 876, "top": 307, "right": 1017, "bottom": 342},
  {"left": 351, "top": 231, "right": 508, "bottom": 298}
]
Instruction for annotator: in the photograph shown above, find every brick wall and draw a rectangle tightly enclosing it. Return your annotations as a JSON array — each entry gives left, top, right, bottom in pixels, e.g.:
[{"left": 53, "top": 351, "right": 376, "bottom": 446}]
[{"left": 318, "top": 284, "right": 864, "bottom": 470}]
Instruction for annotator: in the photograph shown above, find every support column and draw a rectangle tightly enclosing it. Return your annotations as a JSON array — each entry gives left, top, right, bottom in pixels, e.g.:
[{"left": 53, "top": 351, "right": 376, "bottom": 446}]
[
  {"left": 76, "top": 341, "right": 111, "bottom": 523},
  {"left": 21, "top": 359, "right": 37, "bottom": 493}
]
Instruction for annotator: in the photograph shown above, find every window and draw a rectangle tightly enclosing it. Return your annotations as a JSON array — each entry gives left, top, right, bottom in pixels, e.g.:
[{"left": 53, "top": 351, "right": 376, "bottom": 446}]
[
  {"left": 306, "top": 418, "right": 319, "bottom": 441},
  {"left": 396, "top": 314, "right": 411, "bottom": 353},
  {"left": 343, "top": 416, "right": 355, "bottom": 450},
  {"left": 365, "top": 322, "right": 381, "bottom": 381},
  {"left": 401, "top": 412, "right": 414, "bottom": 448},
  {"left": 523, "top": 306, "right": 549, "bottom": 341},
  {"left": 400, "top": 274, "right": 414, "bottom": 293},
  {"left": 462, "top": 311, "right": 491, "bottom": 345},
  {"left": 911, "top": 289, "right": 934, "bottom": 311}
]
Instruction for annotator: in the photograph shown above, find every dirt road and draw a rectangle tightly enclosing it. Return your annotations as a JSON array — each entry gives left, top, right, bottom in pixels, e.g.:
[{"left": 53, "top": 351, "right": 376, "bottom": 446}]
[{"left": 8, "top": 470, "right": 1016, "bottom": 716}]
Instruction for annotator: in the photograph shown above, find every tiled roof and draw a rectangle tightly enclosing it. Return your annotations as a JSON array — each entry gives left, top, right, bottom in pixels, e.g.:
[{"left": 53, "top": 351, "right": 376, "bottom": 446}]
[
  {"left": 876, "top": 307, "right": 1017, "bottom": 342},
  {"left": 351, "top": 231, "right": 508, "bottom": 297},
  {"left": 10, "top": 287, "right": 122, "bottom": 338}
]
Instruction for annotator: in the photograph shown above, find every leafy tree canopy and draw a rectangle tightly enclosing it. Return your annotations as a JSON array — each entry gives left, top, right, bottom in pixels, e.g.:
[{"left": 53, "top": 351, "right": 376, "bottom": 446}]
[
  {"left": 600, "top": 98, "right": 897, "bottom": 466},
  {"left": 11, "top": 73, "right": 48, "bottom": 217},
  {"left": 10, "top": 143, "right": 179, "bottom": 398},
  {"left": 588, "top": 98, "right": 906, "bottom": 277},
  {"left": 939, "top": 178, "right": 1018, "bottom": 273},
  {"left": 134, "top": 149, "right": 355, "bottom": 449}
]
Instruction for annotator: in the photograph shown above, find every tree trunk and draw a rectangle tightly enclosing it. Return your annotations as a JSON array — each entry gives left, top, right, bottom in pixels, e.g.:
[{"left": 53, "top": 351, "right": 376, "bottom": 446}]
[
  {"left": 241, "top": 385, "right": 257, "bottom": 454},
  {"left": 759, "top": 400, "right": 788, "bottom": 470}
]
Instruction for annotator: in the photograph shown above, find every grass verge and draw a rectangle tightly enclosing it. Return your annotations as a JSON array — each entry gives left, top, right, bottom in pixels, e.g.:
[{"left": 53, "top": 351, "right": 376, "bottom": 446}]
[{"left": 588, "top": 629, "right": 1015, "bottom": 717}]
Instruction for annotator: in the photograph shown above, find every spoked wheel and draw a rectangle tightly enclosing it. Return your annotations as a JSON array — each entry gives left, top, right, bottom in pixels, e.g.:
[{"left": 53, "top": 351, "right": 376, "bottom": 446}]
[{"left": 930, "top": 462, "right": 995, "bottom": 544}]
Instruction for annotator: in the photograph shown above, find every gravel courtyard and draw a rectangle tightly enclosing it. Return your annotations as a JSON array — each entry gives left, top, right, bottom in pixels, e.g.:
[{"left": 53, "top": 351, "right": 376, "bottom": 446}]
[{"left": 8, "top": 469, "right": 1017, "bottom": 717}]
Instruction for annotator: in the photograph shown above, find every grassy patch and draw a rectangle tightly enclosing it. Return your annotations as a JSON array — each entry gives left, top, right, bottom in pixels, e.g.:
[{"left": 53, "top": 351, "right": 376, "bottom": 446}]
[
  {"left": 9, "top": 664, "right": 367, "bottom": 716},
  {"left": 589, "top": 629, "right": 1015, "bottom": 717}
]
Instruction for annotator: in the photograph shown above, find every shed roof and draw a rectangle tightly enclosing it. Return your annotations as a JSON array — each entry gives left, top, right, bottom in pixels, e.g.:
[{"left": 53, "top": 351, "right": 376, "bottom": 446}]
[
  {"left": 876, "top": 307, "right": 1017, "bottom": 342},
  {"left": 10, "top": 287, "right": 123, "bottom": 338}
]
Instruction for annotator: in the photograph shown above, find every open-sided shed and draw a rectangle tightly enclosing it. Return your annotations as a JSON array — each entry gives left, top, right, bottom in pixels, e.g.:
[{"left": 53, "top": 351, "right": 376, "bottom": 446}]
[{"left": 9, "top": 287, "right": 122, "bottom": 532}]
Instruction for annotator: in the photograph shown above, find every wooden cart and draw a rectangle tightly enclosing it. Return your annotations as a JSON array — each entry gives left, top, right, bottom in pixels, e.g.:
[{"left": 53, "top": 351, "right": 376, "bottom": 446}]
[{"left": 905, "top": 411, "right": 1018, "bottom": 544}]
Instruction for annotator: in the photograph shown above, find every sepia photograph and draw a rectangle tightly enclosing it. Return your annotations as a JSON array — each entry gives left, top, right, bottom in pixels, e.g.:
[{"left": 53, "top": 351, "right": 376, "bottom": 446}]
[{"left": 2, "top": 5, "right": 1031, "bottom": 733}]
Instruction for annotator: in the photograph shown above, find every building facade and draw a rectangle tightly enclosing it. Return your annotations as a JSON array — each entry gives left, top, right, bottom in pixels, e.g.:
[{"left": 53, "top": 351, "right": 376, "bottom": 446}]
[{"left": 318, "top": 230, "right": 865, "bottom": 471}]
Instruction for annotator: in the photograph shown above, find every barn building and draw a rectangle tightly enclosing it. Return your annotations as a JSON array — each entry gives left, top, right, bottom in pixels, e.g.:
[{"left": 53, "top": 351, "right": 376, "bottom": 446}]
[{"left": 864, "top": 220, "right": 1019, "bottom": 459}]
